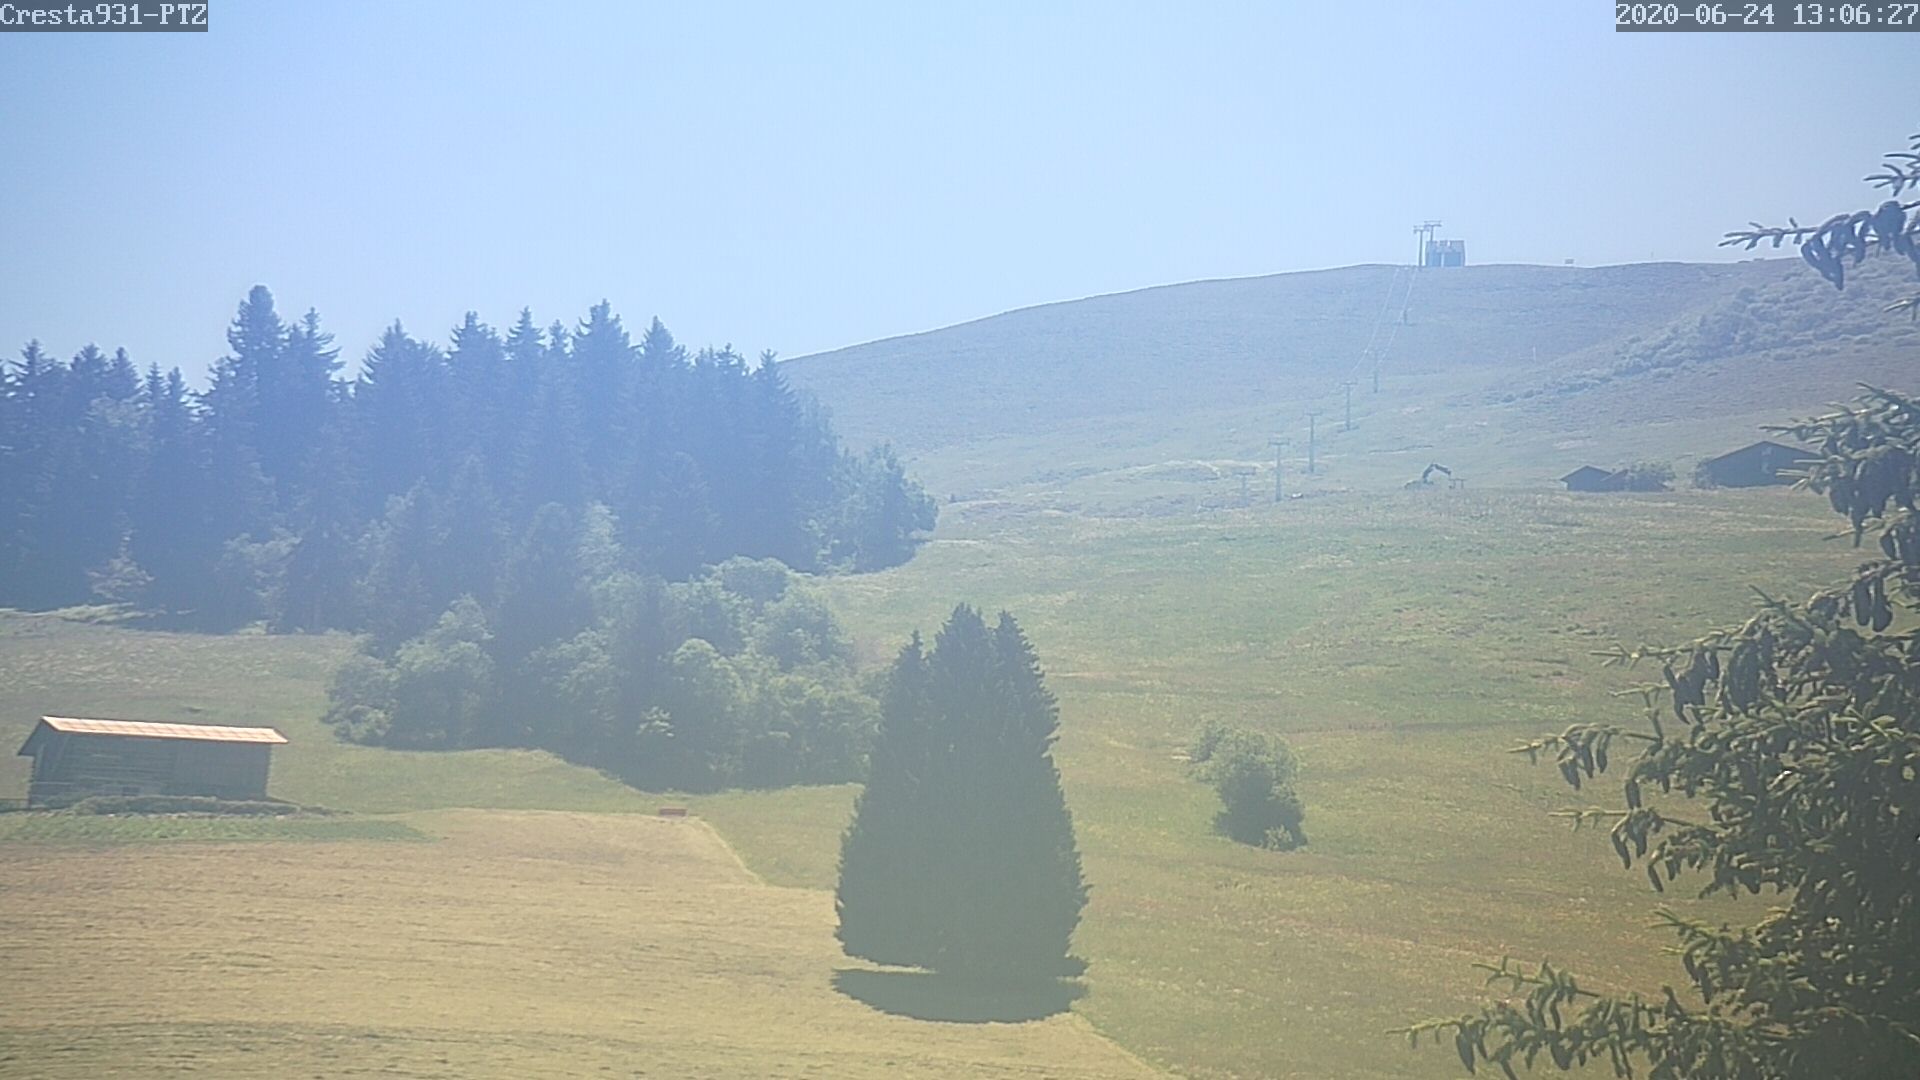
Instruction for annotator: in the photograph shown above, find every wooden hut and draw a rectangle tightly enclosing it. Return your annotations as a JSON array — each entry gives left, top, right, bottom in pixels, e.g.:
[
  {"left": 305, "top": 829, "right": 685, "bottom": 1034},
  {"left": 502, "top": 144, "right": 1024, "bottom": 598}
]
[
  {"left": 1696, "top": 441, "right": 1816, "bottom": 488},
  {"left": 1560, "top": 466, "right": 1620, "bottom": 492},
  {"left": 16, "top": 716, "right": 287, "bottom": 807}
]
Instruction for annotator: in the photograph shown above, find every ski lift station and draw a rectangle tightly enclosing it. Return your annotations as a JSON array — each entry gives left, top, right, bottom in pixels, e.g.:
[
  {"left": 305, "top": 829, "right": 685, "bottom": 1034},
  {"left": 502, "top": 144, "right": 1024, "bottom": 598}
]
[{"left": 1423, "top": 239, "right": 1466, "bottom": 267}]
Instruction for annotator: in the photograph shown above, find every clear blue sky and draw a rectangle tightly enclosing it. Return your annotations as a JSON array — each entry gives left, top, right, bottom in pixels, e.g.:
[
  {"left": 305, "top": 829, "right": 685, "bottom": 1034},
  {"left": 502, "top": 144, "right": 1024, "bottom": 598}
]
[{"left": 1, "top": 2, "right": 1911, "bottom": 382}]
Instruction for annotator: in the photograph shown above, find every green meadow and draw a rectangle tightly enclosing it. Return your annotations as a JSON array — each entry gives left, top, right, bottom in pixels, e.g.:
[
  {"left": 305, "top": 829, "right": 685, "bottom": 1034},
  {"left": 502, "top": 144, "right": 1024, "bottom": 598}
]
[
  {"left": 2, "top": 251, "right": 1901, "bottom": 1080},
  {"left": 713, "top": 487, "right": 1858, "bottom": 1078},
  {"left": 0, "top": 482, "right": 1863, "bottom": 1077}
]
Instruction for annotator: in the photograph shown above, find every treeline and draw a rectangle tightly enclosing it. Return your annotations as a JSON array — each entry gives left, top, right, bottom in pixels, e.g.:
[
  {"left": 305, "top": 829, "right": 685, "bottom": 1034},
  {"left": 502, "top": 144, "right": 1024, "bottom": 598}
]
[
  {"left": 0, "top": 286, "right": 935, "bottom": 628},
  {"left": 2, "top": 287, "right": 936, "bottom": 788}
]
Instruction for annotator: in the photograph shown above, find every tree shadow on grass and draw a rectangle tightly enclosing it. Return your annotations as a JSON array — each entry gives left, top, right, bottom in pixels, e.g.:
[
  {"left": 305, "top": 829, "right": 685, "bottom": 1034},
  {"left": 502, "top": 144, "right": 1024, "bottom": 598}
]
[{"left": 831, "top": 968, "right": 1085, "bottom": 1023}]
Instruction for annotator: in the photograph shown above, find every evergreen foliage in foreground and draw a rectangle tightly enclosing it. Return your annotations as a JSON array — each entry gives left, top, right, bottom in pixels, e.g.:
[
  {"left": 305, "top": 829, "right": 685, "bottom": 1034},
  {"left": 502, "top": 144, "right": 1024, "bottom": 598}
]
[
  {"left": 1401, "top": 129, "right": 1920, "bottom": 1080},
  {"left": 836, "top": 606, "right": 1088, "bottom": 982}
]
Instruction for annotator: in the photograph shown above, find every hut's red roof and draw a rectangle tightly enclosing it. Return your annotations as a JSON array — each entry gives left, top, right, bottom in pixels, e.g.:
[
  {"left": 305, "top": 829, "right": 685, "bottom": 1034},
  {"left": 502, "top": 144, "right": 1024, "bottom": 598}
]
[{"left": 33, "top": 716, "right": 288, "bottom": 744}]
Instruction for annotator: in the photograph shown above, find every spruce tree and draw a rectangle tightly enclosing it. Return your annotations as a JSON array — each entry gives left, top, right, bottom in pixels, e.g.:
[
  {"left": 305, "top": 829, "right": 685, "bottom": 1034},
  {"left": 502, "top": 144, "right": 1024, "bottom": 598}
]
[
  {"left": 1, "top": 342, "right": 147, "bottom": 608},
  {"left": 836, "top": 605, "right": 1087, "bottom": 983},
  {"left": 261, "top": 307, "right": 341, "bottom": 503},
  {"left": 201, "top": 288, "right": 280, "bottom": 538},
  {"left": 635, "top": 316, "right": 683, "bottom": 428},
  {"left": 16, "top": 345, "right": 147, "bottom": 605},
  {"left": 973, "top": 611, "right": 1089, "bottom": 975},
  {"left": 103, "top": 347, "right": 140, "bottom": 403},
  {"left": 836, "top": 631, "right": 940, "bottom": 968},
  {"left": 514, "top": 352, "right": 591, "bottom": 515},
  {"left": 276, "top": 412, "right": 362, "bottom": 631},
  {"left": 353, "top": 321, "right": 448, "bottom": 513},
  {"left": 200, "top": 379, "right": 272, "bottom": 566},
  {"left": 570, "top": 299, "right": 634, "bottom": 490},
  {"left": 445, "top": 312, "right": 509, "bottom": 483},
  {"left": 496, "top": 309, "right": 546, "bottom": 501},
  {"left": 128, "top": 365, "right": 220, "bottom": 614},
  {"left": 827, "top": 445, "right": 939, "bottom": 572}
]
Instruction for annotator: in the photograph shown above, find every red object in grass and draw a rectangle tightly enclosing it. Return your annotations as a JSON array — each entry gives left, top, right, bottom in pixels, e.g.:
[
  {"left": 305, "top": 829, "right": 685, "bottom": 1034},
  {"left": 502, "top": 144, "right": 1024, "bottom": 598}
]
[{"left": 658, "top": 806, "right": 689, "bottom": 818}]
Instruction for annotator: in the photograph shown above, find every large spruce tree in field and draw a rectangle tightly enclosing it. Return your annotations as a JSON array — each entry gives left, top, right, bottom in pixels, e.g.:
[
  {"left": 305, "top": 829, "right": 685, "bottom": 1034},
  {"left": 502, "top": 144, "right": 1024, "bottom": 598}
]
[
  {"left": 836, "top": 630, "right": 941, "bottom": 967},
  {"left": 836, "top": 605, "right": 1087, "bottom": 982}
]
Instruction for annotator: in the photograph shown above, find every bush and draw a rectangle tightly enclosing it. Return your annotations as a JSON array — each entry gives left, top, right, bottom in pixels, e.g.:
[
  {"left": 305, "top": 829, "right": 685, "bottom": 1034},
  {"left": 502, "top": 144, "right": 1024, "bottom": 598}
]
[
  {"left": 327, "top": 560, "right": 879, "bottom": 790},
  {"left": 385, "top": 595, "right": 497, "bottom": 748},
  {"left": 1193, "top": 726, "right": 1306, "bottom": 849},
  {"left": 1618, "top": 461, "right": 1674, "bottom": 492},
  {"left": 1187, "top": 717, "right": 1230, "bottom": 765}
]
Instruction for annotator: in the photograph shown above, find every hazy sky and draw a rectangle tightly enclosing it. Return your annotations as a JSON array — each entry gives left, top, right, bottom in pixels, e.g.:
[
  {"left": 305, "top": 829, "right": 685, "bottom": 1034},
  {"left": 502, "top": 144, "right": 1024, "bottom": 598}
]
[{"left": 1, "top": 2, "right": 1912, "bottom": 382}]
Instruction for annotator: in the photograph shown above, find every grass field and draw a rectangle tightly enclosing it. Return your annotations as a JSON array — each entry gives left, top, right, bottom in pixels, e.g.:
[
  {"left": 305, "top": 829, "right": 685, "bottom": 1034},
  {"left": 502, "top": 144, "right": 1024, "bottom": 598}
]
[
  {"left": 4, "top": 254, "right": 1902, "bottom": 1076},
  {"left": 0, "top": 482, "right": 1865, "bottom": 1078},
  {"left": 718, "top": 487, "right": 1862, "bottom": 1079},
  {"left": 0, "top": 613, "right": 652, "bottom": 815},
  {"left": 0, "top": 809, "right": 1156, "bottom": 1078},
  {"left": 0, "top": 813, "right": 425, "bottom": 844}
]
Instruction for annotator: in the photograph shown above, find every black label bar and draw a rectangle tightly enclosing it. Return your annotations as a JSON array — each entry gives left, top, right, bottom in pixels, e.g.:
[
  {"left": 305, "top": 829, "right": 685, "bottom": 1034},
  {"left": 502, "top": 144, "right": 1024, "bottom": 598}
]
[{"left": 0, "top": 2, "right": 208, "bottom": 32}]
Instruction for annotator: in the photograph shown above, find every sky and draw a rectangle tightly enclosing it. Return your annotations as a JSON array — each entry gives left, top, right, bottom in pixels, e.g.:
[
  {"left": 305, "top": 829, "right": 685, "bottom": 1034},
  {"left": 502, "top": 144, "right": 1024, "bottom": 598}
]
[{"left": 0, "top": 2, "right": 1913, "bottom": 383}]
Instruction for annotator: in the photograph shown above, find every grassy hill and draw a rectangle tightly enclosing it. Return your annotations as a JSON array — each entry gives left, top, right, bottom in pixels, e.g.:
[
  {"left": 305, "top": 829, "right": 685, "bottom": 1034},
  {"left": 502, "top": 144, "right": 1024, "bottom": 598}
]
[
  {"left": 793, "top": 488, "right": 1860, "bottom": 1078},
  {"left": 5, "top": 255, "right": 1914, "bottom": 1077},
  {"left": 784, "top": 257, "right": 1920, "bottom": 508},
  {"left": 0, "top": 485, "right": 1870, "bottom": 1078}
]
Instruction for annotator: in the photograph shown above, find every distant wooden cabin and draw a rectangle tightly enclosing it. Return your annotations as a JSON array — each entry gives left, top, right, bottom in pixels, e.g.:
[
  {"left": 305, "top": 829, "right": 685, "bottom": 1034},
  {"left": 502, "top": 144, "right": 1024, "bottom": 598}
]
[
  {"left": 1560, "top": 466, "right": 1620, "bottom": 492},
  {"left": 16, "top": 716, "right": 288, "bottom": 807},
  {"left": 1697, "top": 440, "right": 1817, "bottom": 488},
  {"left": 1560, "top": 465, "right": 1673, "bottom": 493}
]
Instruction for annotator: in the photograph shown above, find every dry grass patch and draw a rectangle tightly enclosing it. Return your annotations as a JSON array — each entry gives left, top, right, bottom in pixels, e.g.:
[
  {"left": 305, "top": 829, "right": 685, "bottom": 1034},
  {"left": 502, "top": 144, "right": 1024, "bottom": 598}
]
[{"left": 0, "top": 809, "right": 1160, "bottom": 1079}]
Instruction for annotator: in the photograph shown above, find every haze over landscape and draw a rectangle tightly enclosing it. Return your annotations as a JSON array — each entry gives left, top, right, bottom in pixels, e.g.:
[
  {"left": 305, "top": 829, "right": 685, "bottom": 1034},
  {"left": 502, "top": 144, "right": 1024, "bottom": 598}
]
[
  {"left": 0, "top": 3, "right": 1913, "bottom": 376},
  {"left": 3, "top": 5, "right": 1920, "bottom": 1080}
]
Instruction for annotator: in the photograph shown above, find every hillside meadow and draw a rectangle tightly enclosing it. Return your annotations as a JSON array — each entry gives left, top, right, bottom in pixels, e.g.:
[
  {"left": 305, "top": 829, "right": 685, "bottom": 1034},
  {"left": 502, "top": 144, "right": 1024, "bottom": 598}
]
[
  {"left": 0, "top": 483, "right": 1864, "bottom": 1078},
  {"left": 786, "top": 258, "right": 1920, "bottom": 513},
  {"left": 722, "top": 486, "right": 1860, "bottom": 1078}
]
